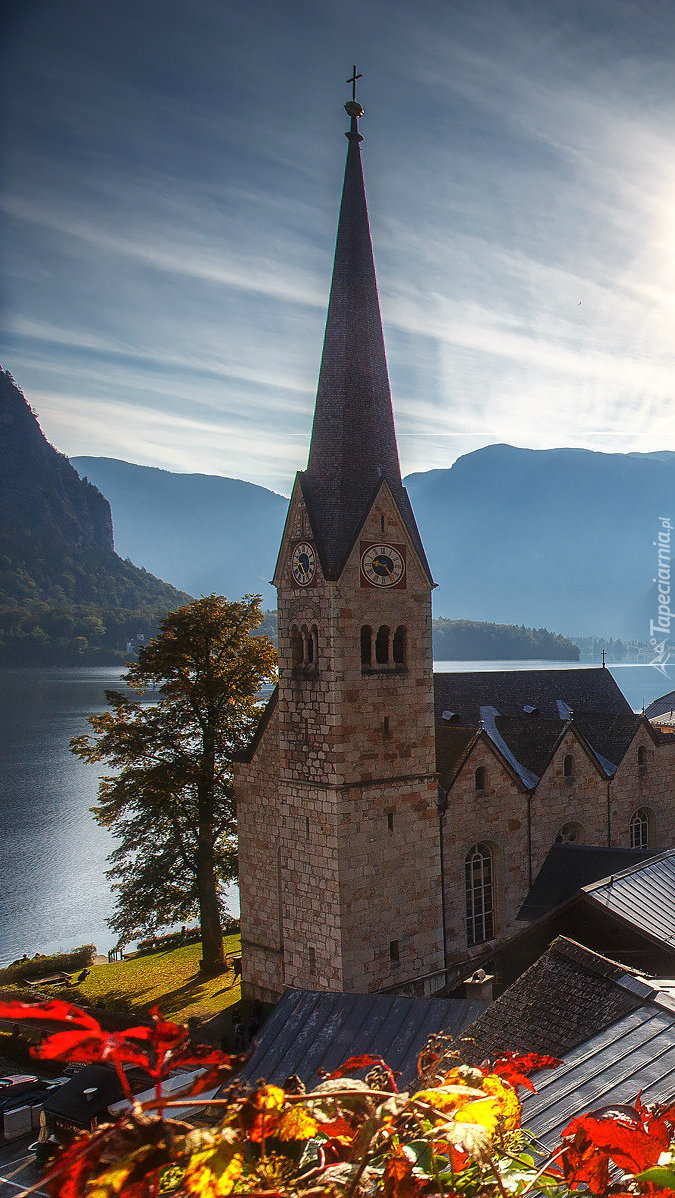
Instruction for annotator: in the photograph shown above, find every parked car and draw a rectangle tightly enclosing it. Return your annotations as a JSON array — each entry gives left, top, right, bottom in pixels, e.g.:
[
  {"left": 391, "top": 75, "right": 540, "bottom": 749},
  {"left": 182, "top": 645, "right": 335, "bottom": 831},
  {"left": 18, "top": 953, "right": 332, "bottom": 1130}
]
[
  {"left": 0, "top": 1075, "right": 39, "bottom": 1096},
  {"left": 0, "top": 1077, "right": 49, "bottom": 1113}
]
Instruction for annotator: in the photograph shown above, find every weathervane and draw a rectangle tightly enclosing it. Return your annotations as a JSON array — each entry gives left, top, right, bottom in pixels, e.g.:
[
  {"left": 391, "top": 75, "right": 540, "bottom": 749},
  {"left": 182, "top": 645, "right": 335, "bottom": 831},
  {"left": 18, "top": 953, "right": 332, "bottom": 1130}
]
[{"left": 345, "top": 64, "right": 364, "bottom": 141}]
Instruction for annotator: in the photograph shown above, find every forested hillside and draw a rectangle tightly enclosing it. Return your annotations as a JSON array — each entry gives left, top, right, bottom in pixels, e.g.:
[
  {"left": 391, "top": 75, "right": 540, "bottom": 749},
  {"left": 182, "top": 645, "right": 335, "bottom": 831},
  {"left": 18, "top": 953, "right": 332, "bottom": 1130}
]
[
  {"left": 0, "top": 371, "right": 190, "bottom": 664},
  {"left": 432, "top": 617, "right": 579, "bottom": 661}
]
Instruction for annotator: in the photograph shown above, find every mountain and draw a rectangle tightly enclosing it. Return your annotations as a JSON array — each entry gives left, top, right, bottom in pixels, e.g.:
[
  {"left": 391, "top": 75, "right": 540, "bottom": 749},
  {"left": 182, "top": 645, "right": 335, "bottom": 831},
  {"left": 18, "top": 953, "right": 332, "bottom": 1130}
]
[
  {"left": 0, "top": 371, "right": 190, "bottom": 664},
  {"left": 74, "top": 444, "right": 673, "bottom": 640},
  {"left": 71, "top": 458, "right": 287, "bottom": 608},
  {"left": 405, "top": 444, "right": 674, "bottom": 639}
]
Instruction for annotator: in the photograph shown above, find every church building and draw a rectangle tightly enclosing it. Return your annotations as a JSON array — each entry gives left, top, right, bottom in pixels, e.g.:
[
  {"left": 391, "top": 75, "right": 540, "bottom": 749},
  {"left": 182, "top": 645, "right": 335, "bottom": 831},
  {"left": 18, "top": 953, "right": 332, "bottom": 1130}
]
[{"left": 236, "top": 83, "right": 675, "bottom": 1004}]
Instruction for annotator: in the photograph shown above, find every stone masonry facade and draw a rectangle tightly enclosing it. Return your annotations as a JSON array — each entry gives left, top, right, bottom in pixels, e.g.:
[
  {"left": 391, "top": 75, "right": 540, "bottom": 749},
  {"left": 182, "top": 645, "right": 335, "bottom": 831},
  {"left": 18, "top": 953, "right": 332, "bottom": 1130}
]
[
  {"left": 237, "top": 480, "right": 444, "bottom": 1001},
  {"left": 438, "top": 718, "right": 675, "bottom": 971}
]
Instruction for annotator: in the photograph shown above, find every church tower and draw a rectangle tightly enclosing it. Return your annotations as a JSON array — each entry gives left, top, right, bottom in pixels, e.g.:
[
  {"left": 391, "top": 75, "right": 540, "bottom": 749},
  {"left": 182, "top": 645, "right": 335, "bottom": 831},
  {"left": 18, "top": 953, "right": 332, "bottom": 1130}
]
[{"left": 237, "top": 76, "right": 443, "bottom": 1002}]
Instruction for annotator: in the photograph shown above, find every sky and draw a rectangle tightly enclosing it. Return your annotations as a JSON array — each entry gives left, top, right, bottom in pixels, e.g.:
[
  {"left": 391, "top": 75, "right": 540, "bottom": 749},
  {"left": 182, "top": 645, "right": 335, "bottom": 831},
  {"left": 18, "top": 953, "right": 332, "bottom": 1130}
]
[{"left": 2, "top": 0, "right": 675, "bottom": 495}]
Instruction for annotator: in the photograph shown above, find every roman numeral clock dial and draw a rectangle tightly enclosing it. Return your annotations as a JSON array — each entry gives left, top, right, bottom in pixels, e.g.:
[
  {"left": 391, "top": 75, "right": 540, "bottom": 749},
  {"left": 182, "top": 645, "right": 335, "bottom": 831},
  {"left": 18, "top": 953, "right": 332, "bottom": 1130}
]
[
  {"left": 360, "top": 542, "right": 406, "bottom": 588},
  {"left": 290, "top": 541, "right": 317, "bottom": 586}
]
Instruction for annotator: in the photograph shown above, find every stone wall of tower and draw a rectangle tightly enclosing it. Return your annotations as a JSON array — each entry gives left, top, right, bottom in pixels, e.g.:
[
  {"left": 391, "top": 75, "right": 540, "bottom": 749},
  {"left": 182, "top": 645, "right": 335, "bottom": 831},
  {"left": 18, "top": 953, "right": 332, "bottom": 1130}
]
[
  {"left": 240, "top": 478, "right": 444, "bottom": 998},
  {"left": 338, "top": 777, "right": 442, "bottom": 991},
  {"left": 274, "top": 482, "right": 437, "bottom": 789},
  {"left": 237, "top": 705, "right": 285, "bottom": 1004}
]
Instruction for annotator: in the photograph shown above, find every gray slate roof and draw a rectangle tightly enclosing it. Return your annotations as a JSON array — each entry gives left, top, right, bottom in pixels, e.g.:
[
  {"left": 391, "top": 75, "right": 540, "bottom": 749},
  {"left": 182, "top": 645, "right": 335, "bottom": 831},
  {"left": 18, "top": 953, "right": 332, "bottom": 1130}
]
[
  {"left": 236, "top": 989, "right": 487, "bottom": 1090},
  {"left": 433, "top": 668, "right": 632, "bottom": 726},
  {"left": 522, "top": 996, "right": 675, "bottom": 1146},
  {"left": 518, "top": 846, "right": 661, "bottom": 922},
  {"left": 585, "top": 850, "right": 675, "bottom": 947},
  {"left": 464, "top": 936, "right": 652, "bottom": 1061}
]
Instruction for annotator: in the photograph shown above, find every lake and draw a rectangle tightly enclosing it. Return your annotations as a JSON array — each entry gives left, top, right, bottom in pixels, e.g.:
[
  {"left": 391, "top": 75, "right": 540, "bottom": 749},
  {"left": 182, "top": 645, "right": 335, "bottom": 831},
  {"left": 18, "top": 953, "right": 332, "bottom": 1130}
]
[{"left": 0, "top": 658, "right": 672, "bottom": 966}]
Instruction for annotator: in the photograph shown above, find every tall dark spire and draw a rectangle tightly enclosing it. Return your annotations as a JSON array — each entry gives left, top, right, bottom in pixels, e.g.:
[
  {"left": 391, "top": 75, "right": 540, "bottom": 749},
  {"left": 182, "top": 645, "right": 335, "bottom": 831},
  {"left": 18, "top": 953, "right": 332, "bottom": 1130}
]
[{"left": 302, "top": 72, "right": 429, "bottom": 580}]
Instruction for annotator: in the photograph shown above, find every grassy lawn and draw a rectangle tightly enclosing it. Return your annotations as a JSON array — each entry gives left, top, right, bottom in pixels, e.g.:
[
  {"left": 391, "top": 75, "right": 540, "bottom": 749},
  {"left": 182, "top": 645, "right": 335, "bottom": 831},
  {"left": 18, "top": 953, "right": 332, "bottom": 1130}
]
[{"left": 66, "top": 936, "right": 243, "bottom": 1023}]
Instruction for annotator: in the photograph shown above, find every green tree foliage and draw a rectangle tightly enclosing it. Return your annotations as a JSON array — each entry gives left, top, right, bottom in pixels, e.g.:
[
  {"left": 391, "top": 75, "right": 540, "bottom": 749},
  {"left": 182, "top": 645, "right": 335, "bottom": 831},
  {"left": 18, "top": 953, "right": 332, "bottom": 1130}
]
[
  {"left": 70, "top": 594, "right": 277, "bottom": 971},
  {"left": 0, "top": 528, "right": 190, "bottom": 665}
]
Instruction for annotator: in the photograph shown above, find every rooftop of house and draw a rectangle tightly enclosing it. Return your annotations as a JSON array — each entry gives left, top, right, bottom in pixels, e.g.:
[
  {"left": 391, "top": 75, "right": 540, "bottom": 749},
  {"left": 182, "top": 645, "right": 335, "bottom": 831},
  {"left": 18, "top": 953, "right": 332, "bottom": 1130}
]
[
  {"left": 435, "top": 704, "right": 642, "bottom": 791},
  {"left": 463, "top": 936, "right": 653, "bottom": 1062},
  {"left": 583, "top": 849, "right": 675, "bottom": 947},
  {"left": 521, "top": 991, "right": 675, "bottom": 1146},
  {"left": 433, "top": 668, "right": 633, "bottom": 726},
  {"left": 234, "top": 989, "right": 487, "bottom": 1091},
  {"left": 645, "top": 688, "right": 675, "bottom": 720},
  {"left": 43, "top": 1064, "right": 125, "bottom": 1128},
  {"left": 518, "top": 845, "right": 661, "bottom": 922}
]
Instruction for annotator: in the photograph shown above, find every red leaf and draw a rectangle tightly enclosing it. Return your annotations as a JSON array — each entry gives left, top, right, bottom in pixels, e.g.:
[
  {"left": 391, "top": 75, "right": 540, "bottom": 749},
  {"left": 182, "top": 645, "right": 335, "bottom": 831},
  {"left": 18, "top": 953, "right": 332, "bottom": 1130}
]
[
  {"left": 561, "top": 1105, "right": 671, "bottom": 1189},
  {"left": 321, "top": 1054, "right": 393, "bottom": 1081},
  {"left": 0, "top": 999, "right": 102, "bottom": 1029},
  {"left": 33, "top": 1030, "right": 151, "bottom": 1070},
  {"left": 141, "top": 1006, "right": 193, "bottom": 1079},
  {"left": 487, "top": 1052, "right": 562, "bottom": 1093}
]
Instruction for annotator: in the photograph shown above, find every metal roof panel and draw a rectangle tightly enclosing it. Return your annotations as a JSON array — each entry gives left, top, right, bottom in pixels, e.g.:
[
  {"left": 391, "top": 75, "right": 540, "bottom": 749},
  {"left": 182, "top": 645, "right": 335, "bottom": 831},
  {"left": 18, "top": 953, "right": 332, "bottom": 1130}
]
[
  {"left": 237, "top": 990, "right": 487, "bottom": 1090},
  {"left": 522, "top": 1005, "right": 675, "bottom": 1145}
]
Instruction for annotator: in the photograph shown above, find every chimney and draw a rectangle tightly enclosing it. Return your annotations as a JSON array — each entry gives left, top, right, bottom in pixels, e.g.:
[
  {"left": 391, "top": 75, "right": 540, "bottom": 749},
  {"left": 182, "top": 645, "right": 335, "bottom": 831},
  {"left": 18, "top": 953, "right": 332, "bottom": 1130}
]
[{"left": 463, "top": 968, "right": 494, "bottom": 1002}]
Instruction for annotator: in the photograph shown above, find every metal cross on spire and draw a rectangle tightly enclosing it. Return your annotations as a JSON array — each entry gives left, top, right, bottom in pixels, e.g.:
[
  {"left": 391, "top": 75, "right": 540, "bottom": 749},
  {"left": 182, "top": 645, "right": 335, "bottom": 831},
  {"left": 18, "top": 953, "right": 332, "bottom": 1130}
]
[
  {"left": 344, "top": 64, "right": 364, "bottom": 139},
  {"left": 346, "top": 65, "right": 363, "bottom": 102}
]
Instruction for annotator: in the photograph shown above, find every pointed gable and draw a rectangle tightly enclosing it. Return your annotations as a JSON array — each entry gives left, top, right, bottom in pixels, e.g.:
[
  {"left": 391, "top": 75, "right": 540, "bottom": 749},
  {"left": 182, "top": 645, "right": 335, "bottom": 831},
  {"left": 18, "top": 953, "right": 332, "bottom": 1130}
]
[{"left": 300, "top": 101, "right": 430, "bottom": 581}]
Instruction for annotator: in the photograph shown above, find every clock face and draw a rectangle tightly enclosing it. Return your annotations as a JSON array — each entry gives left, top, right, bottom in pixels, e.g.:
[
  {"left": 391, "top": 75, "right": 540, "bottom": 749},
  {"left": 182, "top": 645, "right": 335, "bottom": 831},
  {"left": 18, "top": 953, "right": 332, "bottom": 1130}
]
[
  {"left": 361, "top": 543, "right": 406, "bottom": 587},
  {"left": 291, "top": 541, "right": 316, "bottom": 586}
]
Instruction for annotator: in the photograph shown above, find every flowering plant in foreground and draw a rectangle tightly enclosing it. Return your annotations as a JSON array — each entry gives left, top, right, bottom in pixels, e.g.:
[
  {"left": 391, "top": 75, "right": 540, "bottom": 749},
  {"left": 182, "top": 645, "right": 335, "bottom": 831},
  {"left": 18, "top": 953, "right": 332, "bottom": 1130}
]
[{"left": 3, "top": 1001, "right": 675, "bottom": 1198}]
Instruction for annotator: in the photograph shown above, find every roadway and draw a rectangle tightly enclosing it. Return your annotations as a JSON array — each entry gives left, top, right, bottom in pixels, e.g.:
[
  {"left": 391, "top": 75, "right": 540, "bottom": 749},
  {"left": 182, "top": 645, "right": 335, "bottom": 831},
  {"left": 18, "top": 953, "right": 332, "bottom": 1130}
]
[{"left": 0, "top": 1136, "right": 47, "bottom": 1198}]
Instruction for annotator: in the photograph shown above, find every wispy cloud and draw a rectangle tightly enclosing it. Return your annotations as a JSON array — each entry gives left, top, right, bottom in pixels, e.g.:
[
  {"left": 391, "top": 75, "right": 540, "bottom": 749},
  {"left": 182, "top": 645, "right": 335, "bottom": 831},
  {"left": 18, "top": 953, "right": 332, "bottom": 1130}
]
[{"left": 4, "top": 0, "right": 675, "bottom": 490}]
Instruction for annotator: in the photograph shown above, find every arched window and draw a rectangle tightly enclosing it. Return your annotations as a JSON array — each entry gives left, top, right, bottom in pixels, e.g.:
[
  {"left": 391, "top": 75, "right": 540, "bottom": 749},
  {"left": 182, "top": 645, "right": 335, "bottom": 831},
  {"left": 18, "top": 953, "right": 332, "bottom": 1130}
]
[
  {"left": 630, "top": 808, "right": 650, "bottom": 848},
  {"left": 291, "top": 625, "right": 303, "bottom": 668},
  {"left": 361, "top": 625, "right": 373, "bottom": 667},
  {"left": 563, "top": 754, "right": 574, "bottom": 780},
  {"left": 637, "top": 745, "right": 647, "bottom": 769},
  {"left": 556, "top": 821, "right": 582, "bottom": 844},
  {"left": 465, "top": 843, "right": 494, "bottom": 946},
  {"left": 393, "top": 625, "right": 407, "bottom": 666},
  {"left": 475, "top": 766, "right": 486, "bottom": 792},
  {"left": 375, "top": 625, "right": 390, "bottom": 665}
]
